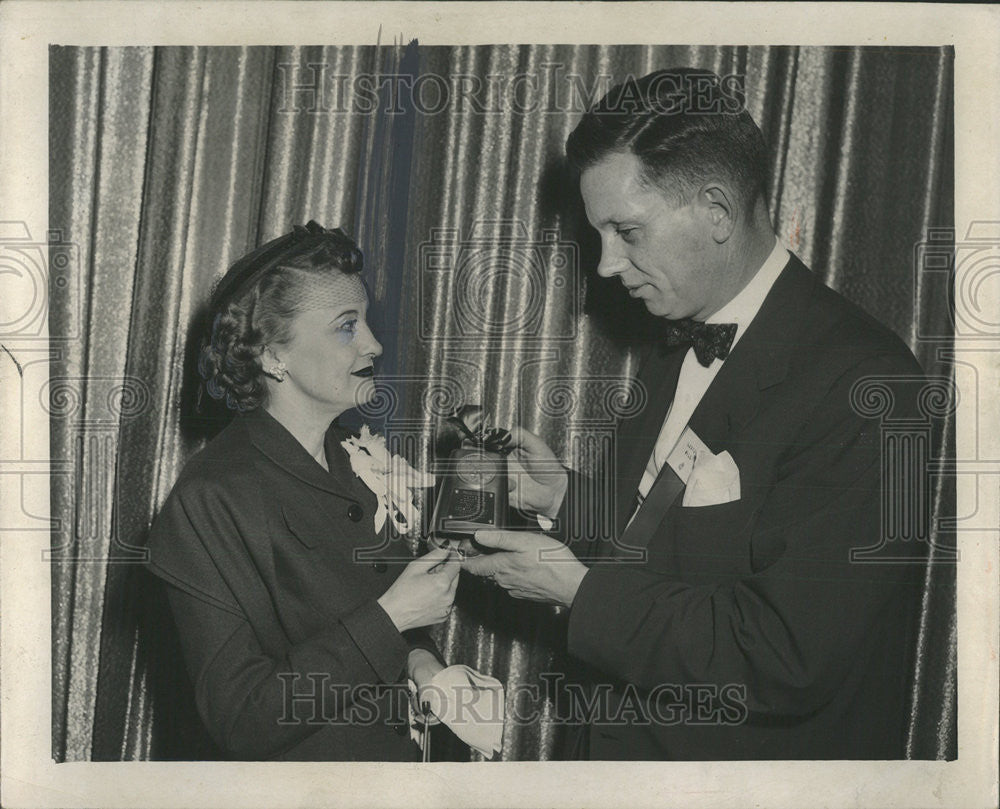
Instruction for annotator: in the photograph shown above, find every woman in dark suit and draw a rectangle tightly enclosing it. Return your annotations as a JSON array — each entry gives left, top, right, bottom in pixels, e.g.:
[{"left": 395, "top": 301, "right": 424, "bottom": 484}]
[{"left": 147, "top": 222, "right": 458, "bottom": 760}]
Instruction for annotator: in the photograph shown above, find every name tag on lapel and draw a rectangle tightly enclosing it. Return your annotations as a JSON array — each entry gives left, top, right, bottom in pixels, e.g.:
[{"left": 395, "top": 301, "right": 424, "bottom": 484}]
[{"left": 664, "top": 426, "right": 712, "bottom": 484}]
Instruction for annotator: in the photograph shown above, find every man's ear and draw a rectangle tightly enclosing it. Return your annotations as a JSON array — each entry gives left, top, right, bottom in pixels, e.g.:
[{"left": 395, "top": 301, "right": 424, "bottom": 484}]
[{"left": 700, "top": 183, "right": 737, "bottom": 244}]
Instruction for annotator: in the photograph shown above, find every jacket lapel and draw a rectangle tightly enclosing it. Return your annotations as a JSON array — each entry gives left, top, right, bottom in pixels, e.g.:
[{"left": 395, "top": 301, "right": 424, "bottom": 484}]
[
  {"left": 614, "top": 342, "right": 687, "bottom": 537},
  {"left": 690, "top": 254, "right": 816, "bottom": 444},
  {"left": 617, "top": 255, "right": 817, "bottom": 544},
  {"left": 242, "top": 408, "right": 362, "bottom": 504}
]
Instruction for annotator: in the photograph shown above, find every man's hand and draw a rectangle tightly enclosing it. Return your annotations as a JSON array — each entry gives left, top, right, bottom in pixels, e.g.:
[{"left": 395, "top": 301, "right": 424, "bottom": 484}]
[
  {"left": 461, "top": 530, "right": 587, "bottom": 608},
  {"left": 505, "top": 427, "right": 569, "bottom": 519}
]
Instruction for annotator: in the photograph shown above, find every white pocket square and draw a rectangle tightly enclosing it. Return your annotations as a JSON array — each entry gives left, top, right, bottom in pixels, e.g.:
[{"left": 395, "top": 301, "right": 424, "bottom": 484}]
[{"left": 682, "top": 449, "right": 741, "bottom": 507}]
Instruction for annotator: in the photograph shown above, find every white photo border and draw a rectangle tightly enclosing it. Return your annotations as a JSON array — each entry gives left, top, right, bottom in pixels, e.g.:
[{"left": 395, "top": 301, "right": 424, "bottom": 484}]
[{"left": 1, "top": 2, "right": 997, "bottom": 808}]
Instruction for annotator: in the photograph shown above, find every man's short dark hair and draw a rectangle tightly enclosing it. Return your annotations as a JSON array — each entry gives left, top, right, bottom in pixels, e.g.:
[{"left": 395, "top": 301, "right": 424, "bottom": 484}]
[{"left": 566, "top": 67, "right": 769, "bottom": 208}]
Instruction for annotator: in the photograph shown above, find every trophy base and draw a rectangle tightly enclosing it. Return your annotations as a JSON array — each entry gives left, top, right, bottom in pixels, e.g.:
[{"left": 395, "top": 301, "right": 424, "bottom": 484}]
[{"left": 427, "top": 533, "right": 496, "bottom": 558}]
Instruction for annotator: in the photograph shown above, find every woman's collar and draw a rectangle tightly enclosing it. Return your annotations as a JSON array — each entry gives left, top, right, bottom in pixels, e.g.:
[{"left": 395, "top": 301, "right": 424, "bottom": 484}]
[{"left": 239, "top": 407, "right": 358, "bottom": 500}]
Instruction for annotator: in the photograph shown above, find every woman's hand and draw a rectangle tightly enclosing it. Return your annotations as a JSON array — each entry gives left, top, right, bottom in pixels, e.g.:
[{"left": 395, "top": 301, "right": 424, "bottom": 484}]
[
  {"left": 377, "top": 545, "right": 460, "bottom": 633},
  {"left": 506, "top": 427, "right": 569, "bottom": 519},
  {"left": 407, "top": 648, "right": 445, "bottom": 725}
]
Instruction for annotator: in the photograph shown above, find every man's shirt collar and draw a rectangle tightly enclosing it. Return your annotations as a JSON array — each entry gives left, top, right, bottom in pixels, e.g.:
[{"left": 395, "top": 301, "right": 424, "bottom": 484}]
[{"left": 705, "top": 236, "right": 789, "bottom": 349}]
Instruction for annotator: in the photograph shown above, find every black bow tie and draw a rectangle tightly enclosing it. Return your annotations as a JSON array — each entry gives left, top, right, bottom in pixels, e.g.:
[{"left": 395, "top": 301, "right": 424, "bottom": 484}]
[{"left": 665, "top": 319, "right": 738, "bottom": 367}]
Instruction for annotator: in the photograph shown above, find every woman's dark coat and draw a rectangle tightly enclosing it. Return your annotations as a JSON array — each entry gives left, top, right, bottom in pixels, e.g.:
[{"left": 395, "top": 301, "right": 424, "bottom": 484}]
[{"left": 147, "top": 407, "right": 439, "bottom": 760}]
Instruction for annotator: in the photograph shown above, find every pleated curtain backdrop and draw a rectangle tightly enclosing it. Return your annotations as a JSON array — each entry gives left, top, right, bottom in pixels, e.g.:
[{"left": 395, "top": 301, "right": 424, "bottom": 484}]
[{"left": 48, "top": 44, "right": 956, "bottom": 762}]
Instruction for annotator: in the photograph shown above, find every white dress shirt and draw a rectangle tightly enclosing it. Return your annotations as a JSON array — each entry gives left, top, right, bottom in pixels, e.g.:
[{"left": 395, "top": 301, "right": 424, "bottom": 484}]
[{"left": 634, "top": 237, "right": 789, "bottom": 504}]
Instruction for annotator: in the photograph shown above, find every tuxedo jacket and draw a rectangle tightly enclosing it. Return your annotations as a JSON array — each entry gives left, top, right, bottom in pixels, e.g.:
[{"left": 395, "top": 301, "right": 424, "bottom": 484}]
[
  {"left": 561, "top": 254, "right": 927, "bottom": 760},
  {"left": 147, "top": 408, "right": 439, "bottom": 760}
]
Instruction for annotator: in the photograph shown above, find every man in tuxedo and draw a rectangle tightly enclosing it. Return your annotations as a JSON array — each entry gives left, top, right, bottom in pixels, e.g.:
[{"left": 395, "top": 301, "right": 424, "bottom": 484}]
[{"left": 462, "top": 68, "right": 926, "bottom": 760}]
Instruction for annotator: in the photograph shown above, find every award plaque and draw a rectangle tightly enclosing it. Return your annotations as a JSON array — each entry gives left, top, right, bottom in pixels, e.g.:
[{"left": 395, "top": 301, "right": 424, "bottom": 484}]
[{"left": 429, "top": 406, "right": 512, "bottom": 556}]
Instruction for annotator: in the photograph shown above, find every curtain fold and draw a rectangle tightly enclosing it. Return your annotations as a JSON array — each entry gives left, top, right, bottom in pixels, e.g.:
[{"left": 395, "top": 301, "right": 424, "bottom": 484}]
[{"left": 49, "top": 44, "right": 956, "bottom": 762}]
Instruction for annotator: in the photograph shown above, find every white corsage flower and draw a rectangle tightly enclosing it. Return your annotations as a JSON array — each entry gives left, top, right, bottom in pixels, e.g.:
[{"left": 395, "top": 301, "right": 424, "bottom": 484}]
[{"left": 341, "top": 425, "right": 435, "bottom": 534}]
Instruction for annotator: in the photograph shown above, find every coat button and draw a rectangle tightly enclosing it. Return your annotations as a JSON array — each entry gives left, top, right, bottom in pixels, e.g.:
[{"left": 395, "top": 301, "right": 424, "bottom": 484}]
[
  {"left": 347, "top": 504, "right": 363, "bottom": 522},
  {"left": 372, "top": 562, "right": 388, "bottom": 573}
]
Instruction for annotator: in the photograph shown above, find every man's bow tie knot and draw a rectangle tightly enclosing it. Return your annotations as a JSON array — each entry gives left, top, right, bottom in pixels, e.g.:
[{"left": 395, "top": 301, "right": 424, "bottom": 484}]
[{"left": 666, "top": 319, "right": 738, "bottom": 367}]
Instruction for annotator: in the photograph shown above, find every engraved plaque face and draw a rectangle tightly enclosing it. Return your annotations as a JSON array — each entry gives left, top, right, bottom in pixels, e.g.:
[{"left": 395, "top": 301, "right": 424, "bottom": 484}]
[
  {"left": 446, "top": 488, "right": 495, "bottom": 522},
  {"left": 455, "top": 453, "right": 498, "bottom": 487}
]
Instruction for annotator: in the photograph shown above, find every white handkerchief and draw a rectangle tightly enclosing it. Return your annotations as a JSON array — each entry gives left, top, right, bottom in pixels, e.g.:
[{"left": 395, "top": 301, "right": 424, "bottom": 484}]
[
  {"left": 682, "top": 449, "right": 741, "bottom": 507},
  {"left": 409, "top": 665, "right": 504, "bottom": 758}
]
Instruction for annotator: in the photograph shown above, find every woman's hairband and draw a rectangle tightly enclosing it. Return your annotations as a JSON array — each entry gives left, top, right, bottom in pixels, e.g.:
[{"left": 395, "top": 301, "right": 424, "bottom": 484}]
[{"left": 210, "top": 221, "right": 361, "bottom": 310}]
